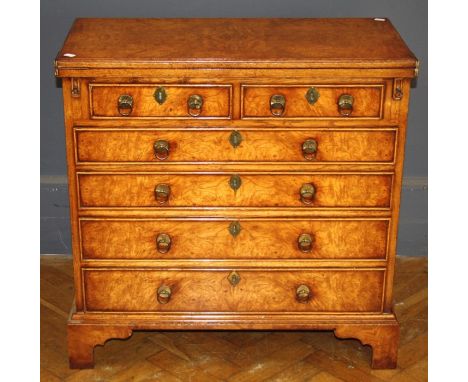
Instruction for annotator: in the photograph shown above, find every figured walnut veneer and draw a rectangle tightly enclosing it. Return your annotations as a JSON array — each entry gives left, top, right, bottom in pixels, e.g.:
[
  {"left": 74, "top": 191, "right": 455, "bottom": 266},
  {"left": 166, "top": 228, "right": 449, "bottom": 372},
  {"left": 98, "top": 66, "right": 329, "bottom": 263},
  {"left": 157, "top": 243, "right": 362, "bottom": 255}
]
[
  {"left": 75, "top": 129, "right": 397, "bottom": 163},
  {"left": 242, "top": 85, "right": 383, "bottom": 119},
  {"left": 83, "top": 269, "right": 385, "bottom": 313},
  {"left": 80, "top": 218, "right": 389, "bottom": 260},
  {"left": 56, "top": 18, "right": 417, "bottom": 369},
  {"left": 91, "top": 84, "right": 232, "bottom": 118},
  {"left": 78, "top": 173, "right": 393, "bottom": 208}
]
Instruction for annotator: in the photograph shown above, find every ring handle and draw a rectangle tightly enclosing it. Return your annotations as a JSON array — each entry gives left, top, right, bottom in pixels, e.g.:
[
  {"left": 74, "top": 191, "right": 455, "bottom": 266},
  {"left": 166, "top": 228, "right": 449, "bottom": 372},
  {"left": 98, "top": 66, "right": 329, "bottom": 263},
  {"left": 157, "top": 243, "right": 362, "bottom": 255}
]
[
  {"left": 296, "top": 284, "right": 311, "bottom": 303},
  {"left": 154, "top": 140, "right": 170, "bottom": 160},
  {"left": 338, "top": 94, "right": 354, "bottom": 116},
  {"left": 156, "top": 233, "right": 172, "bottom": 254},
  {"left": 270, "top": 94, "right": 286, "bottom": 116},
  {"left": 154, "top": 183, "right": 171, "bottom": 204},
  {"left": 117, "top": 94, "right": 133, "bottom": 116},
  {"left": 297, "top": 233, "right": 314, "bottom": 252},
  {"left": 300, "top": 183, "right": 316, "bottom": 205},
  {"left": 188, "top": 94, "right": 203, "bottom": 117},
  {"left": 157, "top": 285, "right": 172, "bottom": 304},
  {"left": 302, "top": 139, "right": 318, "bottom": 161}
]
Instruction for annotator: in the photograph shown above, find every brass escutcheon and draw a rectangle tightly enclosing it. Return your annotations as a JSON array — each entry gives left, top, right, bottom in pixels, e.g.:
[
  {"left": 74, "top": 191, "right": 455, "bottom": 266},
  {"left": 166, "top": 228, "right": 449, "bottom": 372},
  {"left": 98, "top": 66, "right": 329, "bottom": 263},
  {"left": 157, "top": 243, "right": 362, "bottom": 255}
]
[
  {"left": 154, "top": 86, "right": 167, "bottom": 104},
  {"left": 228, "top": 271, "right": 241, "bottom": 286},
  {"left": 305, "top": 87, "right": 320, "bottom": 105},
  {"left": 229, "top": 130, "right": 242, "bottom": 148},
  {"left": 228, "top": 221, "right": 241, "bottom": 237},
  {"left": 229, "top": 174, "right": 242, "bottom": 191}
]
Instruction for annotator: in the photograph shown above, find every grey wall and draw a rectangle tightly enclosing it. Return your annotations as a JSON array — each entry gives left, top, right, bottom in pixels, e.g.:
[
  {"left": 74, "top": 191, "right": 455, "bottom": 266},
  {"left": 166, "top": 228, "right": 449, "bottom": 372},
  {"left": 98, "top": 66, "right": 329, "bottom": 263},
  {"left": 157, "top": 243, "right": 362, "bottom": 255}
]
[{"left": 41, "top": 0, "right": 427, "bottom": 256}]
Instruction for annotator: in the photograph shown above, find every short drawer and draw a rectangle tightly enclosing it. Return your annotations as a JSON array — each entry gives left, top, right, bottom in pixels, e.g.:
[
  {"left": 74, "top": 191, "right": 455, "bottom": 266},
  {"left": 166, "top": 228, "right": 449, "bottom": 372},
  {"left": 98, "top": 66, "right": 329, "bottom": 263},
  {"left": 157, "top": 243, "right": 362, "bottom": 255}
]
[
  {"left": 83, "top": 269, "right": 385, "bottom": 313},
  {"left": 242, "top": 85, "right": 383, "bottom": 119},
  {"left": 75, "top": 129, "right": 396, "bottom": 163},
  {"left": 90, "top": 84, "right": 232, "bottom": 118},
  {"left": 77, "top": 173, "right": 393, "bottom": 208},
  {"left": 80, "top": 218, "right": 389, "bottom": 260}
]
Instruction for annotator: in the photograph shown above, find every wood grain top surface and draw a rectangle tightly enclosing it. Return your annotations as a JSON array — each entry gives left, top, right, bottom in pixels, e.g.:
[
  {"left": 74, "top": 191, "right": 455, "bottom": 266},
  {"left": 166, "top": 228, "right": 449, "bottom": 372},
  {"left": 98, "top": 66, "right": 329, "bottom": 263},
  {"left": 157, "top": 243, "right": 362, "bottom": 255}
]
[{"left": 56, "top": 18, "right": 417, "bottom": 72}]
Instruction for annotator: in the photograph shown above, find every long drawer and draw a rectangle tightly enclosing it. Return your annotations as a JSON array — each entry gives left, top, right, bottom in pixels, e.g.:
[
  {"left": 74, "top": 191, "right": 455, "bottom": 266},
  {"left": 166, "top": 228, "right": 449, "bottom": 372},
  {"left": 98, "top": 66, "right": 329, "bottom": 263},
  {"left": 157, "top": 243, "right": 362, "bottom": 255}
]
[
  {"left": 83, "top": 268, "right": 385, "bottom": 313},
  {"left": 77, "top": 173, "right": 393, "bottom": 208},
  {"left": 75, "top": 129, "right": 397, "bottom": 163},
  {"left": 80, "top": 218, "right": 389, "bottom": 260}
]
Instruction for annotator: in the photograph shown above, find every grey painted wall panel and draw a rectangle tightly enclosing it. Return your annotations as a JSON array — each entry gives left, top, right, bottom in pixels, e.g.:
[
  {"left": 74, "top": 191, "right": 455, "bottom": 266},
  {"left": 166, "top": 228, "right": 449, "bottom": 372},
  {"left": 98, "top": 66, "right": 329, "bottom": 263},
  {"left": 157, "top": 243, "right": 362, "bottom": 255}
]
[
  {"left": 40, "top": 0, "right": 427, "bottom": 255},
  {"left": 397, "top": 182, "right": 428, "bottom": 257}
]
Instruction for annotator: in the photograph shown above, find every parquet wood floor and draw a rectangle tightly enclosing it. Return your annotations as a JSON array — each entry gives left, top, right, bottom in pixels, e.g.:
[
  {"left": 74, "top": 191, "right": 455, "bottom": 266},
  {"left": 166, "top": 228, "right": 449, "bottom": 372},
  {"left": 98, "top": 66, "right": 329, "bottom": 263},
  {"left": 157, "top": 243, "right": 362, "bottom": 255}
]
[{"left": 40, "top": 256, "right": 427, "bottom": 381}]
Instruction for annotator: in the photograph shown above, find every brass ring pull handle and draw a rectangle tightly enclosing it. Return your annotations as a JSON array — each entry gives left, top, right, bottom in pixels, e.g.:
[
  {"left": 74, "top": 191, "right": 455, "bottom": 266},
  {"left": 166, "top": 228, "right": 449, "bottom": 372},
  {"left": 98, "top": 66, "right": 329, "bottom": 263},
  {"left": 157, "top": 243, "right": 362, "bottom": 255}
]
[
  {"left": 338, "top": 94, "right": 354, "bottom": 116},
  {"left": 270, "top": 94, "right": 286, "bottom": 116},
  {"left": 154, "top": 140, "right": 170, "bottom": 160},
  {"left": 302, "top": 139, "right": 318, "bottom": 161},
  {"left": 156, "top": 233, "right": 172, "bottom": 254},
  {"left": 117, "top": 94, "right": 133, "bottom": 116},
  {"left": 154, "top": 183, "right": 171, "bottom": 204},
  {"left": 298, "top": 233, "right": 314, "bottom": 252},
  {"left": 296, "top": 284, "right": 311, "bottom": 303},
  {"left": 157, "top": 285, "right": 172, "bottom": 304},
  {"left": 188, "top": 94, "right": 203, "bottom": 117},
  {"left": 300, "top": 183, "right": 316, "bottom": 205}
]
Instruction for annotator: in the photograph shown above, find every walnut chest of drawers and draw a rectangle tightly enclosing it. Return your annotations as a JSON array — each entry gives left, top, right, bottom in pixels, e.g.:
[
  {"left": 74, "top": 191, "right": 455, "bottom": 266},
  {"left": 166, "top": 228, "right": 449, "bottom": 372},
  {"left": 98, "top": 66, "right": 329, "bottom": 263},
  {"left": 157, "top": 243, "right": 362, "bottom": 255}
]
[{"left": 55, "top": 18, "right": 418, "bottom": 369}]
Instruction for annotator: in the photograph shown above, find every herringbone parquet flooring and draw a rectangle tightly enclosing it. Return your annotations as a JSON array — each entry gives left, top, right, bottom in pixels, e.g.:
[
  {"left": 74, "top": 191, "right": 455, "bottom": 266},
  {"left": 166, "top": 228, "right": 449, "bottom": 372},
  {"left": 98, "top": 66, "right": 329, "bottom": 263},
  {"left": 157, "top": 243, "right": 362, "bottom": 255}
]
[{"left": 40, "top": 256, "right": 427, "bottom": 381}]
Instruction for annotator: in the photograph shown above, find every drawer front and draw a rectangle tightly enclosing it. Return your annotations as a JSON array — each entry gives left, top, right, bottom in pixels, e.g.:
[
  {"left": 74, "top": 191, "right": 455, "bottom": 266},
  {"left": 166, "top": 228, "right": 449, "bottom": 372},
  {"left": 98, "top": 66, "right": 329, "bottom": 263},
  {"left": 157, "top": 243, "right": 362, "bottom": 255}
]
[
  {"left": 83, "top": 269, "right": 385, "bottom": 313},
  {"left": 242, "top": 85, "right": 383, "bottom": 119},
  {"left": 81, "top": 218, "right": 389, "bottom": 260},
  {"left": 78, "top": 173, "right": 392, "bottom": 208},
  {"left": 90, "top": 84, "right": 232, "bottom": 118},
  {"left": 75, "top": 129, "right": 396, "bottom": 163}
]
